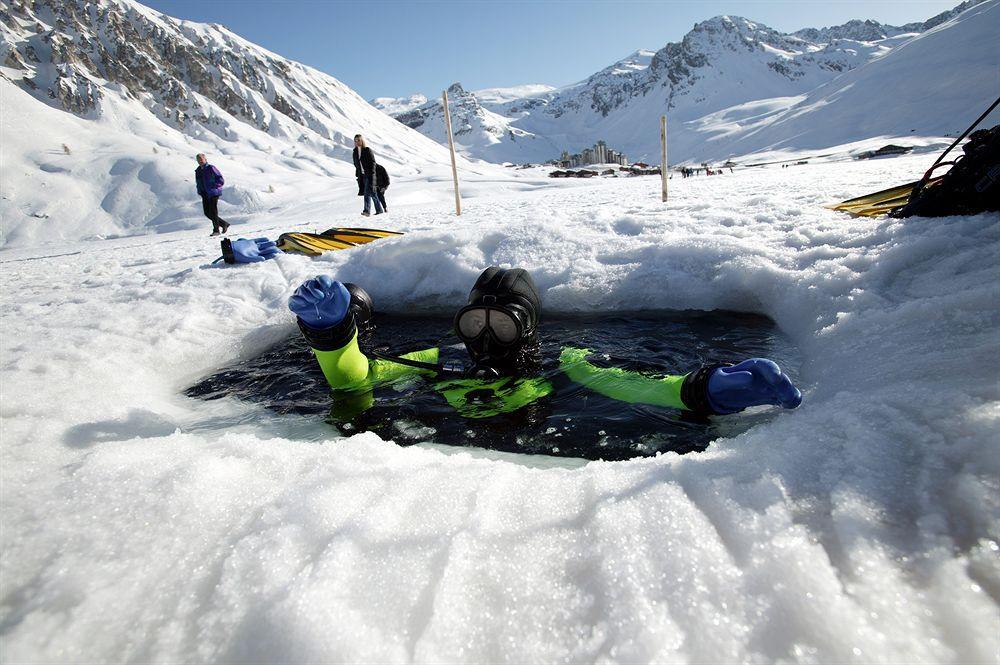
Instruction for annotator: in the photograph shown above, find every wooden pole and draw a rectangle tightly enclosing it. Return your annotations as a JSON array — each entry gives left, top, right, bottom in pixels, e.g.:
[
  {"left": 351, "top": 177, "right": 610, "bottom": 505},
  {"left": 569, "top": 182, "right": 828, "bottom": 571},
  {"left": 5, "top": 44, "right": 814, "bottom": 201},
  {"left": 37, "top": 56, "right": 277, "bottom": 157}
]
[
  {"left": 660, "top": 114, "right": 668, "bottom": 202},
  {"left": 442, "top": 90, "right": 461, "bottom": 216}
]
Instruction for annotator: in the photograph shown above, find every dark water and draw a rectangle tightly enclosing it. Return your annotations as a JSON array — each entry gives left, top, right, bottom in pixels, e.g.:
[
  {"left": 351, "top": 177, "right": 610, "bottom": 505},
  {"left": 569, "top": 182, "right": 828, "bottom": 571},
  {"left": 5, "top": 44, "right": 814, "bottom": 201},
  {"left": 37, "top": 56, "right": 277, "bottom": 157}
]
[{"left": 186, "top": 312, "right": 799, "bottom": 461}]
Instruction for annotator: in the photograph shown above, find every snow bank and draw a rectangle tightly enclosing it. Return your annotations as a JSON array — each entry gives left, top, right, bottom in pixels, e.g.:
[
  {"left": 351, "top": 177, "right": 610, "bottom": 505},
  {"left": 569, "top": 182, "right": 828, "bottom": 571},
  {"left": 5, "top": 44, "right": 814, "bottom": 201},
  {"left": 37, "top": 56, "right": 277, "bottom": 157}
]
[{"left": 1, "top": 154, "right": 998, "bottom": 662}]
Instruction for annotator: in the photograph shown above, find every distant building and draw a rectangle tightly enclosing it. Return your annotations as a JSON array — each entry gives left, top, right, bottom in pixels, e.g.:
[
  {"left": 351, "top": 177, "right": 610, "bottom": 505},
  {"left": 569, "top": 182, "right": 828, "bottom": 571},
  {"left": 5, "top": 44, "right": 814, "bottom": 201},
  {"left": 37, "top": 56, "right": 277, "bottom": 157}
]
[
  {"left": 556, "top": 141, "right": 628, "bottom": 167},
  {"left": 855, "top": 144, "right": 913, "bottom": 160}
]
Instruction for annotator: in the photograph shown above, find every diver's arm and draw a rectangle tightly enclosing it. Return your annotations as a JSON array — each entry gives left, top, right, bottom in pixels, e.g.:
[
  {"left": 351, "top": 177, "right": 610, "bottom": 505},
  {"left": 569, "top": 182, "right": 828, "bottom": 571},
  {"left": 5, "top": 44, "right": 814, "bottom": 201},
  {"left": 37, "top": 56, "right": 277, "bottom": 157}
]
[
  {"left": 303, "top": 322, "right": 441, "bottom": 389},
  {"left": 369, "top": 348, "right": 441, "bottom": 382},
  {"left": 559, "top": 348, "right": 801, "bottom": 414},
  {"left": 298, "top": 318, "right": 371, "bottom": 389},
  {"left": 558, "top": 347, "right": 689, "bottom": 410},
  {"left": 290, "top": 276, "right": 372, "bottom": 390}
]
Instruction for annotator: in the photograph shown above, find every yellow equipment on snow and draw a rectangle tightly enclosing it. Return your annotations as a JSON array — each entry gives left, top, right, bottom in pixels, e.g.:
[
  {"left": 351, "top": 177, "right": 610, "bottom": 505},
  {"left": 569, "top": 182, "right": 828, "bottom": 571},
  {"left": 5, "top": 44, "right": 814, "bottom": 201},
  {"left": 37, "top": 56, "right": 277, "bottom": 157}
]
[
  {"left": 825, "top": 180, "right": 941, "bottom": 217},
  {"left": 276, "top": 227, "right": 403, "bottom": 256}
]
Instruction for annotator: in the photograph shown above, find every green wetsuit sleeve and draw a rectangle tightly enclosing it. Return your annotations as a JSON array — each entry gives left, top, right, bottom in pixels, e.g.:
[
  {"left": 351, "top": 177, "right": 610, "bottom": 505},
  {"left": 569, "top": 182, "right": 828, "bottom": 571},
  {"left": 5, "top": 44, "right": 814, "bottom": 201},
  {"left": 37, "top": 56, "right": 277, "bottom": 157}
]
[
  {"left": 313, "top": 330, "right": 372, "bottom": 390},
  {"left": 559, "top": 346, "right": 689, "bottom": 410},
  {"left": 313, "top": 335, "right": 440, "bottom": 390},
  {"left": 370, "top": 348, "right": 440, "bottom": 383}
]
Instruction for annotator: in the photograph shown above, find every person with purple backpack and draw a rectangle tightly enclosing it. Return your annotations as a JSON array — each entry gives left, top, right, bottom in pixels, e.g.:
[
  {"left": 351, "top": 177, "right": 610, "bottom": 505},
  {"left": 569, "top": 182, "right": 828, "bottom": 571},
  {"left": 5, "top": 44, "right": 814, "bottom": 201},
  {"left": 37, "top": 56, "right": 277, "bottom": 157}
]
[{"left": 195, "top": 153, "right": 230, "bottom": 237}]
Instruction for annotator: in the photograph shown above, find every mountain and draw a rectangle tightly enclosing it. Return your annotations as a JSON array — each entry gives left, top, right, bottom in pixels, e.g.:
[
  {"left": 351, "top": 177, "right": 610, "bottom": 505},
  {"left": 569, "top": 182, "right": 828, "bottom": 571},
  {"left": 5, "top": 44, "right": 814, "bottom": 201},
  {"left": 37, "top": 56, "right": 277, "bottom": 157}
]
[
  {"left": 388, "top": 83, "right": 561, "bottom": 164},
  {"left": 697, "top": 0, "right": 1000, "bottom": 160},
  {"left": 0, "top": 0, "right": 481, "bottom": 246},
  {"left": 794, "top": 0, "right": 986, "bottom": 40},
  {"left": 370, "top": 93, "right": 428, "bottom": 116},
  {"left": 376, "top": 0, "right": 996, "bottom": 164}
]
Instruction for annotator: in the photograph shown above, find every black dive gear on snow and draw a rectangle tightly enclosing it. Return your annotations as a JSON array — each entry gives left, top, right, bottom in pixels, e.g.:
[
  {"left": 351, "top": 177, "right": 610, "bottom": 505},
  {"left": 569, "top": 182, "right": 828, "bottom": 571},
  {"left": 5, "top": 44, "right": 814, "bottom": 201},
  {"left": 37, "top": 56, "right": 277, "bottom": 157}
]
[
  {"left": 829, "top": 96, "right": 1000, "bottom": 218},
  {"left": 220, "top": 238, "right": 236, "bottom": 264},
  {"left": 890, "top": 123, "right": 1000, "bottom": 218},
  {"left": 455, "top": 267, "right": 541, "bottom": 368}
]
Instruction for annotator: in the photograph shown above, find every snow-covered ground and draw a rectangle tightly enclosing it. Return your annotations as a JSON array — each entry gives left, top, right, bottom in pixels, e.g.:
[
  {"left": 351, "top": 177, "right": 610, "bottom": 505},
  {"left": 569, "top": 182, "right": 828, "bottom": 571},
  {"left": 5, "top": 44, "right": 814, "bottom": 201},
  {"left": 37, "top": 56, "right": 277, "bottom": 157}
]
[{"left": 2, "top": 153, "right": 999, "bottom": 663}]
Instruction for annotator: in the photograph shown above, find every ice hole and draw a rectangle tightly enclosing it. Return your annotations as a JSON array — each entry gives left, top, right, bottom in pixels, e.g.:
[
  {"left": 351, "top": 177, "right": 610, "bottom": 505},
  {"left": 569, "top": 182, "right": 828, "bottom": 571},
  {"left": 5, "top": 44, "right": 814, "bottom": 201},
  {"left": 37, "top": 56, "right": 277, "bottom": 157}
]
[{"left": 186, "top": 311, "right": 801, "bottom": 461}]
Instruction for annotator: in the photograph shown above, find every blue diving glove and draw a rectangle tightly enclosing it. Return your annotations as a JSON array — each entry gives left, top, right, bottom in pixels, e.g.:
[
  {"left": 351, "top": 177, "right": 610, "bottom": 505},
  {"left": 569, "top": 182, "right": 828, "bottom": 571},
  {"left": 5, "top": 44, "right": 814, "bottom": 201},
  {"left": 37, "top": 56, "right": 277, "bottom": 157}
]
[
  {"left": 227, "top": 237, "right": 279, "bottom": 263},
  {"left": 707, "top": 358, "right": 802, "bottom": 413},
  {"left": 288, "top": 275, "right": 351, "bottom": 329}
]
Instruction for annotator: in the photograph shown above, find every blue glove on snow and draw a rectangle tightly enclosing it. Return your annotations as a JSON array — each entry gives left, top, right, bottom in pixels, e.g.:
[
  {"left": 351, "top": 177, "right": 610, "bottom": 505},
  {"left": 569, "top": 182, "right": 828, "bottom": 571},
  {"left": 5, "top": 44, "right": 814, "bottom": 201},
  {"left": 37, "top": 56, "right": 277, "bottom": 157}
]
[
  {"left": 707, "top": 358, "right": 802, "bottom": 413},
  {"left": 229, "top": 237, "right": 279, "bottom": 263},
  {"left": 288, "top": 276, "right": 351, "bottom": 329}
]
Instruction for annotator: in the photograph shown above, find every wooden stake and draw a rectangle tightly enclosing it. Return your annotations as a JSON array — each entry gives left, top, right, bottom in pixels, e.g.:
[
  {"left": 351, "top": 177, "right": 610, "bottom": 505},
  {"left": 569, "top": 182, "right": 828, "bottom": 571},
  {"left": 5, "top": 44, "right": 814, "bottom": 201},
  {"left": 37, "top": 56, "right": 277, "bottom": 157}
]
[
  {"left": 660, "top": 114, "right": 668, "bottom": 202},
  {"left": 442, "top": 90, "right": 462, "bottom": 216}
]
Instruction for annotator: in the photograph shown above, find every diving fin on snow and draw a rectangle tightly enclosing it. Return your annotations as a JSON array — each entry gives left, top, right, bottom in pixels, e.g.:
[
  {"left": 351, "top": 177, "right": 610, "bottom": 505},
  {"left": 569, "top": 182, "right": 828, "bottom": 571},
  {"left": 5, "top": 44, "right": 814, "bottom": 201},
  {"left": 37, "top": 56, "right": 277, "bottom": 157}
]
[
  {"left": 276, "top": 227, "right": 403, "bottom": 256},
  {"left": 826, "top": 179, "right": 940, "bottom": 217}
]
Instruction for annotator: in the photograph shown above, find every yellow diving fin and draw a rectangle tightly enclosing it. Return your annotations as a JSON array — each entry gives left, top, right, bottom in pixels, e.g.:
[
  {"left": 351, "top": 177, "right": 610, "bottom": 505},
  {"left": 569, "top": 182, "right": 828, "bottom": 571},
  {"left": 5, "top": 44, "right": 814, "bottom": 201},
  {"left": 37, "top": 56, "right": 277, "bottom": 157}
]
[
  {"left": 827, "top": 178, "right": 942, "bottom": 217},
  {"left": 276, "top": 227, "right": 403, "bottom": 256}
]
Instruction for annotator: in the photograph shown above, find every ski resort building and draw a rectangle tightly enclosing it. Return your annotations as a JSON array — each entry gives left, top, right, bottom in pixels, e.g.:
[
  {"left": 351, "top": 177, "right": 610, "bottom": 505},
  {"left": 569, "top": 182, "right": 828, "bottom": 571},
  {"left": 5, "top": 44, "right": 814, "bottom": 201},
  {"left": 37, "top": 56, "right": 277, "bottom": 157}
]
[{"left": 559, "top": 141, "right": 629, "bottom": 168}]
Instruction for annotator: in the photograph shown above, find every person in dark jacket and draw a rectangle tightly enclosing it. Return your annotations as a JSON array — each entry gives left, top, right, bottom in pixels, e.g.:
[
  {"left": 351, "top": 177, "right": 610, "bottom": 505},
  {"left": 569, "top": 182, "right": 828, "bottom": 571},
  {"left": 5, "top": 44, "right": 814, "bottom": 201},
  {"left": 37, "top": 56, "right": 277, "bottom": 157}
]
[
  {"left": 352, "top": 134, "right": 384, "bottom": 217},
  {"left": 195, "top": 153, "right": 230, "bottom": 236},
  {"left": 374, "top": 163, "right": 389, "bottom": 213}
]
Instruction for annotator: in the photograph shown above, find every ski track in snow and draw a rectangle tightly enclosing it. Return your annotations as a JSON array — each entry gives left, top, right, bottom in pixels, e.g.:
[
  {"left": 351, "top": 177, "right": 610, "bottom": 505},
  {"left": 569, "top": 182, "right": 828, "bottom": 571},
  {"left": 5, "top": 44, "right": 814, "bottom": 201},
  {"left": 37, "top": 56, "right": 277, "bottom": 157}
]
[{"left": 1, "top": 156, "right": 999, "bottom": 663}]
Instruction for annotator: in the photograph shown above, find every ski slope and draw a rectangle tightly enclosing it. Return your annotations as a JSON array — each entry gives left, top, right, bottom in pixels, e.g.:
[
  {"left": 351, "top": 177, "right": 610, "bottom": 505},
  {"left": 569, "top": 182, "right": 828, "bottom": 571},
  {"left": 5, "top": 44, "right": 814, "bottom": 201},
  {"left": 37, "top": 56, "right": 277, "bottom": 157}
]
[{"left": 2, "top": 152, "right": 998, "bottom": 663}]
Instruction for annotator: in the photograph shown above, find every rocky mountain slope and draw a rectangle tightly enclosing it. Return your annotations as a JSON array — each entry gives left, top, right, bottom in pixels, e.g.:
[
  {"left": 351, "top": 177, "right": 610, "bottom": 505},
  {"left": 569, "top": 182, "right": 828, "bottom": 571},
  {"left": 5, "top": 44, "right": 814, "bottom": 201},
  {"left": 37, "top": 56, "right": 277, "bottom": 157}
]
[
  {"left": 0, "top": 0, "right": 489, "bottom": 246},
  {"left": 0, "top": 0, "right": 459, "bottom": 167},
  {"left": 375, "top": 0, "right": 994, "bottom": 164}
]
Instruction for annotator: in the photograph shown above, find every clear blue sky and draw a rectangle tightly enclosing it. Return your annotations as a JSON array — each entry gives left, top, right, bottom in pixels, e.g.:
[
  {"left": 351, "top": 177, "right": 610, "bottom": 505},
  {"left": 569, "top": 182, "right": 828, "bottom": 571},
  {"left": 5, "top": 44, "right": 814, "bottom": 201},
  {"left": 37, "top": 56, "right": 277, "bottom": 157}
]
[{"left": 141, "top": 0, "right": 962, "bottom": 100}]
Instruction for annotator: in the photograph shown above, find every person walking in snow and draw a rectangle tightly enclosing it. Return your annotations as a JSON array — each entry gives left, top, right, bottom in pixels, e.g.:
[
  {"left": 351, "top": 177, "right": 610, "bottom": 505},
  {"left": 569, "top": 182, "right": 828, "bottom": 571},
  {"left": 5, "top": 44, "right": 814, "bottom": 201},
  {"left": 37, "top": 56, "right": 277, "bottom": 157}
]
[
  {"left": 195, "top": 153, "right": 229, "bottom": 237},
  {"left": 353, "top": 134, "right": 384, "bottom": 217}
]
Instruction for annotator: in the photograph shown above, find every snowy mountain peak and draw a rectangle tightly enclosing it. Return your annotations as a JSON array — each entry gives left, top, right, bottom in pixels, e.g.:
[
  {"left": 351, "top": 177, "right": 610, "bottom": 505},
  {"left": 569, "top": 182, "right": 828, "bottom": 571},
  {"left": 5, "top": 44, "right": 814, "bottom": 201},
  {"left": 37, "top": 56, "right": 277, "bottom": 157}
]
[
  {"left": 793, "top": 19, "right": 890, "bottom": 42},
  {"left": 379, "top": 1, "right": 995, "bottom": 165},
  {"left": 680, "top": 14, "right": 803, "bottom": 57},
  {"left": 370, "top": 93, "right": 428, "bottom": 116},
  {"left": 607, "top": 49, "right": 656, "bottom": 73}
]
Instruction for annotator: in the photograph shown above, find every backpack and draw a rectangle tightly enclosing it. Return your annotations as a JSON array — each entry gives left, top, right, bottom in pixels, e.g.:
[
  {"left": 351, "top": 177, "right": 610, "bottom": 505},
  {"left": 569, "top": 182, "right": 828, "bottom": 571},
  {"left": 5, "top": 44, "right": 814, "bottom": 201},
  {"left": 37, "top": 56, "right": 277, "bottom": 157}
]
[
  {"left": 375, "top": 164, "right": 390, "bottom": 190},
  {"left": 892, "top": 125, "right": 1000, "bottom": 218}
]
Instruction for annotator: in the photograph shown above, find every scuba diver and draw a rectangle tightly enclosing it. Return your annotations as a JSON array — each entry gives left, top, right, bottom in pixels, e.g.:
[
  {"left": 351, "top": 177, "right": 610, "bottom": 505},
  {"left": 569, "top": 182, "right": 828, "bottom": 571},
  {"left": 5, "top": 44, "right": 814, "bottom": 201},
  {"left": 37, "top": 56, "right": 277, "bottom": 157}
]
[{"left": 287, "top": 267, "right": 802, "bottom": 421}]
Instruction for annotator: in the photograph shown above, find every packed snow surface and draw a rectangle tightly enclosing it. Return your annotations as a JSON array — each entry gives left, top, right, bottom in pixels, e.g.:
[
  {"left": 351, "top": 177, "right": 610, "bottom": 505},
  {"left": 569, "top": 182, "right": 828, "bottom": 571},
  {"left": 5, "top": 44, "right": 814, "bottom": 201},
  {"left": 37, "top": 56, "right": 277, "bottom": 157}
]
[{"left": 2, "top": 153, "right": 999, "bottom": 663}]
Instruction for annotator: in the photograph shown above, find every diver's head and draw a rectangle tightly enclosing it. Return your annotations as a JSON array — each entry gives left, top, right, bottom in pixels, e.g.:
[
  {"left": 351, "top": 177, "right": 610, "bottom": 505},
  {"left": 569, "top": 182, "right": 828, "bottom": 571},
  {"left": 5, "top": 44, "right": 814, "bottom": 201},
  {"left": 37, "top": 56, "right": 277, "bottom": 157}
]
[{"left": 454, "top": 267, "right": 540, "bottom": 371}]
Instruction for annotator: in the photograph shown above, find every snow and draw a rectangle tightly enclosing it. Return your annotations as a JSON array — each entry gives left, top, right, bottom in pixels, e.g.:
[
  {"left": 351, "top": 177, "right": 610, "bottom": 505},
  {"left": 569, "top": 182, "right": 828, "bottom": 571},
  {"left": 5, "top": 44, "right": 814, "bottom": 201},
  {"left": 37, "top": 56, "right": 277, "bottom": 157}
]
[
  {"left": 1, "top": 0, "right": 998, "bottom": 660},
  {"left": 2, "top": 143, "right": 998, "bottom": 662}
]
